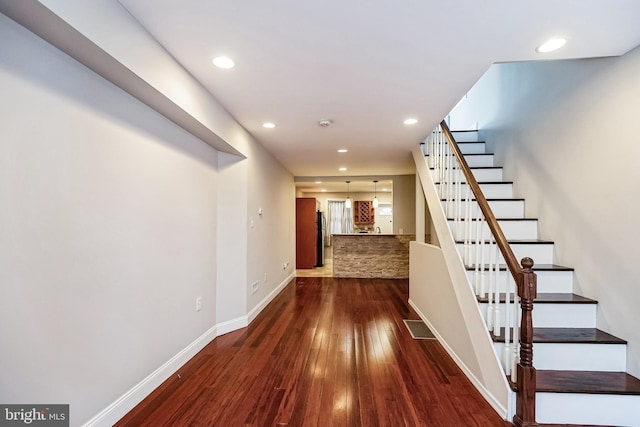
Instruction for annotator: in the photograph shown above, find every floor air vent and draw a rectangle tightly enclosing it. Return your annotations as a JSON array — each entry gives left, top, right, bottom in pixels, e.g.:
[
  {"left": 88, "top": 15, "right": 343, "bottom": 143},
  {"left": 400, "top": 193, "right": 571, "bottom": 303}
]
[{"left": 403, "top": 319, "right": 436, "bottom": 340}]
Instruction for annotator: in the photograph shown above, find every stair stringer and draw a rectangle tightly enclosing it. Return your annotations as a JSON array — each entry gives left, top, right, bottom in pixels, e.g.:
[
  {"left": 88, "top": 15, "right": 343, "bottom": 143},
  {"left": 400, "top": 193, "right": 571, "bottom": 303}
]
[{"left": 409, "top": 145, "right": 511, "bottom": 418}]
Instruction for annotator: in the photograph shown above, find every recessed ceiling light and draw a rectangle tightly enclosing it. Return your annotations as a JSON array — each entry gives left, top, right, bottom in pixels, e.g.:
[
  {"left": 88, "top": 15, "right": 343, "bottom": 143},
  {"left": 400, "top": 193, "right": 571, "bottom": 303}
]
[
  {"left": 382, "top": 188, "right": 389, "bottom": 192},
  {"left": 262, "top": 122, "right": 276, "bottom": 129},
  {"left": 404, "top": 118, "right": 418, "bottom": 125},
  {"left": 321, "top": 189, "right": 327, "bottom": 192},
  {"left": 339, "top": 167, "right": 347, "bottom": 172},
  {"left": 337, "top": 149, "right": 348, "bottom": 153},
  {"left": 315, "top": 181, "right": 322, "bottom": 184},
  {"left": 212, "top": 56, "right": 235, "bottom": 69},
  {"left": 535, "top": 38, "right": 567, "bottom": 53}
]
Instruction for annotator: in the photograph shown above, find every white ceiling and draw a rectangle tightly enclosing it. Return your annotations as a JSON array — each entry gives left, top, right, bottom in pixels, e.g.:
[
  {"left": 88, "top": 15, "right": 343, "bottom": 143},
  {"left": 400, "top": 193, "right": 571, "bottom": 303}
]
[{"left": 118, "top": 0, "right": 640, "bottom": 188}]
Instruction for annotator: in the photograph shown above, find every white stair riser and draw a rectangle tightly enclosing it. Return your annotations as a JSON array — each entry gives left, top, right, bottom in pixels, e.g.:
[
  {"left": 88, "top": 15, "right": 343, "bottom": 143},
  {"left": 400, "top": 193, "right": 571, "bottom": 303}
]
[
  {"left": 470, "top": 168, "right": 502, "bottom": 181},
  {"left": 437, "top": 182, "right": 512, "bottom": 198},
  {"left": 537, "top": 393, "right": 640, "bottom": 426},
  {"left": 441, "top": 199, "right": 525, "bottom": 219},
  {"left": 464, "top": 154, "right": 494, "bottom": 167},
  {"left": 451, "top": 131, "right": 479, "bottom": 142},
  {"left": 448, "top": 219, "right": 538, "bottom": 240},
  {"left": 494, "top": 343, "right": 627, "bottom": 372},
  {"left": 487, "top": 200, "right": 525, "bottom": 218},
  {"left": 479, "top": 302, "right": 596, "bottom": 328},
  {"left": 533, "top": 303, "right": 597, "bottom": 328},
  {"left": 457, "top": 242, "right": 554, "bottom": 264},
  {"left": 432, "top": 167, "right": 503, "bottom": 182},
  {"left": 457, "top": 142, "right": 486, "bottom": 154},
  {"left": 467, "top": 270, "right": 574, "bottom": 293},
  {"left": 533, "top": 343, "right": 627, "bottom": 371}
]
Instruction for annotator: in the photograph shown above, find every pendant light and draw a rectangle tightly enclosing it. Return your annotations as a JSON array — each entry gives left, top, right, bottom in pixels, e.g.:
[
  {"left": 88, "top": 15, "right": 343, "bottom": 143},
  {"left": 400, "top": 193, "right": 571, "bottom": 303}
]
[
  {"left": 345, "top": 180, "right": 352, "bottom": 209},
  {"left": 372, "top": 180, "right": 379, "bottom": 208}
]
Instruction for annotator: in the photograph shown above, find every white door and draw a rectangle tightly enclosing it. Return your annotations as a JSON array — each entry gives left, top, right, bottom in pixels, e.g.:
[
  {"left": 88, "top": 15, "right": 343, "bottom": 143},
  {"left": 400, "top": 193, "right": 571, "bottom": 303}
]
[{"left": 376, "top": 204, "right": 393, "bottom": 234}]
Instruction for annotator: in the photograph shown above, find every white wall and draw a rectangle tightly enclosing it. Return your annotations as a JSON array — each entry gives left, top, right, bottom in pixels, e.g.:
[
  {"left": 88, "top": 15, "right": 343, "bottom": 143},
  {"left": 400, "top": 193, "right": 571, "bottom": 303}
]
[
  {"left": 0, "top": 14, "right": 218, "bottom": 424},
  {"left": 411, "top": 146, "right": 510, "bottom": 416},
  {"left": 449, "top": 46, "right": 640, "bottom": 377},
  {"left": 245, "top": 139, "right": 296, "bottom": 313},
  {"left": 392, "top": 174, "right": 416, "bottom": 234},
  {"left": 0, "top": 7, "right": 296, "bottom": 426},
  {"left": 216, "top": 153, "right": 248, "bottom": 326}
]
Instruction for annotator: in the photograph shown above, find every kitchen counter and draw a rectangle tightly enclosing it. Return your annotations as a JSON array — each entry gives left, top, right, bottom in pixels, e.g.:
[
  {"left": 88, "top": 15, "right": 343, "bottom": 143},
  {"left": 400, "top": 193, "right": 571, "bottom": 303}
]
[{"left": 332, "top": 234, "right": 415, "bottom": 278}]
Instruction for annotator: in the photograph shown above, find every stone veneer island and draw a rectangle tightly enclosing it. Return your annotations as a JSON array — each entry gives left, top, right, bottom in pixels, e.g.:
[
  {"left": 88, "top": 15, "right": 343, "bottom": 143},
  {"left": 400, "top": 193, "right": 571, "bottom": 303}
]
[{"left": 332, "top": 234, "right": 415, "bottom": 279}]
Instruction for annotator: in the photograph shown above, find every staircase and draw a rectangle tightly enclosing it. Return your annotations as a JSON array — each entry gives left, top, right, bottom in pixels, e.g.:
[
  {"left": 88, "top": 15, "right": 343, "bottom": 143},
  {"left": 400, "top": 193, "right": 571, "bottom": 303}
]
[{"left": 433, "top": 129, "right": 640, "bottom": 426}]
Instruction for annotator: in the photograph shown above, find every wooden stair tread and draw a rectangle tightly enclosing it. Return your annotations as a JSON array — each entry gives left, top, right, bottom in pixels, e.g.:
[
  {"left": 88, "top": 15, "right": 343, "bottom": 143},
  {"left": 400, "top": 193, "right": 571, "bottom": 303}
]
[
  {"left": 537, "top": 370, "right": 640, "bottom": 395},
  {"left": 492, "top": 328, "right": 627, "bottom": 344},
  {"left": 477, "top": 293, "right": 596, "bottom": 304},
  {"left": 465, "top": 263, "right": 574, "bottom": 271}
]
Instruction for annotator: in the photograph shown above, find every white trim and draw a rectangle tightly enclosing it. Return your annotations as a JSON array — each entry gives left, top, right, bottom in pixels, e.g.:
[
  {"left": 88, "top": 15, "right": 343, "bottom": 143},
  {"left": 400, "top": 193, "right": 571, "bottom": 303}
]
[
  {"left": 409, "top": 298, "right": 508, "bottom": 419},
  {"left": 248, "top": 273, "right": 295, "bottom": 323},
  {"left": 83, "top": 324, "right": 219, "bottom": 426},
  {"left": 83, "top": 273, "right": 295, "bottom": 426},
  {"left": 216, "top": 316, "right": 248, "bottom": 336}
]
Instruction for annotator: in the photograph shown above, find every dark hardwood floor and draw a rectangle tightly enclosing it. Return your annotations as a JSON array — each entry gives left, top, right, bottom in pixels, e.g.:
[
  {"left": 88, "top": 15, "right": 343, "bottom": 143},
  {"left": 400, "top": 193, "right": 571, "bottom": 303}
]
[{"left": 116, "top": 277, "right": 508, "bottom": 426}]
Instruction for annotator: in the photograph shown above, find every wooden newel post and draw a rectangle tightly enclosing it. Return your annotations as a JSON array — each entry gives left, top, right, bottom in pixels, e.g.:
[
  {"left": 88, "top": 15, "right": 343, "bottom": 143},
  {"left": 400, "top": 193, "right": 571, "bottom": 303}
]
[{"left": 514, "top": 257, "right": 538, "bottom": 427}]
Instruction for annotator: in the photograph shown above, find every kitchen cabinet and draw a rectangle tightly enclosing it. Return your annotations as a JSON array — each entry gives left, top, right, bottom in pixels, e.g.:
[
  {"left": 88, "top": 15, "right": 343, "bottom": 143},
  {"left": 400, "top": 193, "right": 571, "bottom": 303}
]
[
  {"left": 354, "top": 200, "right": 374, "bottom": 225},
  {"left": 296, "top": 198, "right": 317, "bottom": 269}
]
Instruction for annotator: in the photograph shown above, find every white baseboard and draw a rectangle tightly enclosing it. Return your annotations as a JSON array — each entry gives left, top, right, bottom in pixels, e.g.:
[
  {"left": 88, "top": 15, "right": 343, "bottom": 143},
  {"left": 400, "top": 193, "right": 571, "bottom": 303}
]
[
  {"left": 84, "top": 274, "right": 296, "bottom": 426},
  {"left": 82, "top": 324, "right": 219, "bottom": 427},
  {"left": 408, "top": 298, "right": 508, "bottom": 419},
  {"left": 247, "top": 273, "right": 295, "bottom": 324},
  {"left": 216, "top": 316, "right": 248, "bottom": 336}
]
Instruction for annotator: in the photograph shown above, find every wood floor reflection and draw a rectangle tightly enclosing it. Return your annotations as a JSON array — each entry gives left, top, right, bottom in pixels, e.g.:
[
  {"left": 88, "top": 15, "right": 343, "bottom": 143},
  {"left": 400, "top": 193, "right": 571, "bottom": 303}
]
[{"left": 116, "top": 277, "right": 508, "bottom": 426}]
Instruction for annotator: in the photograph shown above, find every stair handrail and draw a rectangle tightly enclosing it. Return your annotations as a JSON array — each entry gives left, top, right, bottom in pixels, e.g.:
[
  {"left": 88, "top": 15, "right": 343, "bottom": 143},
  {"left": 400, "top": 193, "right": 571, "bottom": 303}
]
[{"left": 436, "top": 121, "right": 538, "bottom": 427}]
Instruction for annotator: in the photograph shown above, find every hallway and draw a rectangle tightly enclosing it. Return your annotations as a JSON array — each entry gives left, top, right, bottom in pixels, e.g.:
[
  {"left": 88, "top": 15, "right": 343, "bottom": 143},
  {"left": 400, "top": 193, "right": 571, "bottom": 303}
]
[{"left": 117, "top": 277, "right": 508, "bottom": 426}]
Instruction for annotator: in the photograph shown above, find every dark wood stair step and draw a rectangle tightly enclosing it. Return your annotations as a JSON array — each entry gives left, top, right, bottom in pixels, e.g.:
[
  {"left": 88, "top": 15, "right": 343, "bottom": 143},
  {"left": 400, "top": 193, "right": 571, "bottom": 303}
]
[
  {"left": 478, "top": 293, "right": 596, "bottom": 304},
  {"left": 492, "top": 328, "right": 627, "bottom": 344},
  {"left": 537, "top": 370, "right": 640, "bottom": 395}
]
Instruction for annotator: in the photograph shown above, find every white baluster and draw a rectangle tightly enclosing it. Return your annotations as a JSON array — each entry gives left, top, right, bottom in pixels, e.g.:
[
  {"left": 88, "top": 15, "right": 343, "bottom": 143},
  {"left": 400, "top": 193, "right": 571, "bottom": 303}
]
[
  {"left": 503, "top": 272, "right": 511, "bottom": 375},
  {"left": 463, "top": 186, "right": 471, "bottom": 266},
  {"left": 493, "top": 243, "right": 501, "bottom": 333},
  {"left": 446, "top": 145, "right": 453, "bottom": 218},
  {"left": 438, "top": 138, "right": 443, "bottom": 194},
  {"left": 454, "top": 161, "right": 461, "bottom": 240},
  {"left": 486, "top": 234, "right": 495, "bottom": 331},
  {"left": 427, "top": 130, "right": 436, "bottom": 169},
  {"left": 479, "top": 217, "right": 486, "bottom": 298},
  {"left": 511, "top": 292, "right": 520, "bottom": 383},
  {"left": 473, "top": 204, "right": 482, "bottom": 295}
]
